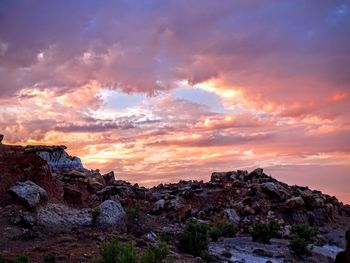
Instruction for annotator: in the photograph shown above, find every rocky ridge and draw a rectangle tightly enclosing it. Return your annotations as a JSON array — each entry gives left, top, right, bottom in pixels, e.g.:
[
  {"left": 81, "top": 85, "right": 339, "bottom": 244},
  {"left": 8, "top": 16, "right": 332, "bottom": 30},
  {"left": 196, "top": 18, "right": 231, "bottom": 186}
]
[{"left": 0, "top": 137, "right": 349, "bottom": 262}]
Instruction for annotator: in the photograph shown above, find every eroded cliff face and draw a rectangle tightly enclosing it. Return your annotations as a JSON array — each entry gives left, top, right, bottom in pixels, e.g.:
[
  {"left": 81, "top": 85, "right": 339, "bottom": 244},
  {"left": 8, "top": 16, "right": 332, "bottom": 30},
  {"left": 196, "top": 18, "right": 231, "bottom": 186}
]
[
  {"left": 0, "top": 144, "right": 60, "bottom": 207},
  {"left": 24, "top": 145, "right": 85, "bottom": 171}
]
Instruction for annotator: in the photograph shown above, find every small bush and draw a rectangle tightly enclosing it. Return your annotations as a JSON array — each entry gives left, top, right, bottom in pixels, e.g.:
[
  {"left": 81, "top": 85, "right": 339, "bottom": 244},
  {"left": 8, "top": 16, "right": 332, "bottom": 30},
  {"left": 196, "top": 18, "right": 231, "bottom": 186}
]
[
  {"left": 43, "top": 253, "right": 56, "bottom": 263},
  {"left": 290, "top": 224, "right": 318, "bottom": 242},
  {"left": 209, "top": 227, "right": 221, "bottom": 242},
  {"left": 177, "top": 220, "right": 210, "bottom": 257},
  {"left": 209, "top": 221, "right": 237, "bottom": 241},
  {"left": 94, "top": 237, "right": 137, "bottom": 263},
  {"left": 289, "top": 224, "right": 318, "bottom": 257},
  {"left": 289, "top": 237, "right": 311, "bottom": 257},
  {"left": 125, "top": 206, "right": 140, "bottom": 220},
  {"left": 140, "top": 241, "right": 168, "bottom": 263},
  {"left": 91, "top": 207, "right": 101, "bottom": 221},
  {"left": 252, "top": 221, "right": 280, "bottom": 243},
  {"left": 216, "top": 221, "right": 237, "bottom": 238}
]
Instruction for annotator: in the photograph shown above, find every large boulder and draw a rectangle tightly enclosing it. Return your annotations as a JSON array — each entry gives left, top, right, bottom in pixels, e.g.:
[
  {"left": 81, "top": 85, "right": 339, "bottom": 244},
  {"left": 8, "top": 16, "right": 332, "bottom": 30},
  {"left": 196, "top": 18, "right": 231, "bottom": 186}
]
[
  {"left": 8, "top": 180, "right": 48, "bottom": 209},
  {"left": 284, "top": 196, "right": 305, "bottom": 209},
  {"left": 96, "top": 200, "right": 126, "bottom": 231},
  {"left": 38, "top": 203, "right": 92, "bottom": 226},
  {"left": 261, "top": 182, "right": 289, "bottom": 200}
]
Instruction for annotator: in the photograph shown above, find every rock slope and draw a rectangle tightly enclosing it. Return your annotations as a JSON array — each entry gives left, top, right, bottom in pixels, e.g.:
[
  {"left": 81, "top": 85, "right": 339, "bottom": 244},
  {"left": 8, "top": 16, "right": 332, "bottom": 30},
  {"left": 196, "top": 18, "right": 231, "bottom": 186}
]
[{"left": 0, "top": 138, "right": 349, "bottom": 262}]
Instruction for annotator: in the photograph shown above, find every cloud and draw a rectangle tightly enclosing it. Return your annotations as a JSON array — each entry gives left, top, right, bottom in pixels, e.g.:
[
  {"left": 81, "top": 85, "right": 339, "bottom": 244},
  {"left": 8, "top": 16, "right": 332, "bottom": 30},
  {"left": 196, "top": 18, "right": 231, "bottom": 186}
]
[{"left": 1, "top": 0, "right": 350, "bottom": 202}]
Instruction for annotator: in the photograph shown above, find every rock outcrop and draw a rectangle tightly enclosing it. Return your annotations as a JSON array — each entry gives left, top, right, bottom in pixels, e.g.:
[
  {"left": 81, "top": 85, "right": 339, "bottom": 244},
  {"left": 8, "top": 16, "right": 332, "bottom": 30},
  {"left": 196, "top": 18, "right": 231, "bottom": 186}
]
[{"left": 25, "top": 145, "right": 84, "bottom": 171}]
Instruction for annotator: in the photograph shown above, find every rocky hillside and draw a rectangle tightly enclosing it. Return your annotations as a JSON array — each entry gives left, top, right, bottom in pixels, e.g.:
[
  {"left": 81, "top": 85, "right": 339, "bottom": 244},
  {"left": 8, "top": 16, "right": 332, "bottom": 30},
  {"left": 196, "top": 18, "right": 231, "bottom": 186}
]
[{"left": 0, "top": 136, "right": 349, "bottom": 262}]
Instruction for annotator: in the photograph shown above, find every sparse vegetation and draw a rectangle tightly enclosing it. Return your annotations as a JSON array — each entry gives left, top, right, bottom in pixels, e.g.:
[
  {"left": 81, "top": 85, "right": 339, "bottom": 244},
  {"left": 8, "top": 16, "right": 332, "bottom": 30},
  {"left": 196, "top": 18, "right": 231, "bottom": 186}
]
[
  {"left": 289, "top": 224, "right": 318, "bottom": 257},
  {"left": 289, "top": 237, "right": 311, "bottom": 257},
  {"left": 290, "top": 224, "right": 318, "bottom": 241},
  {"left": 252, "top": 221, "right": 280, "bottom": 243},
  {"left": 140, "top": 241, "right": 168, "bottom": 263},
  {"left": 177, "top": 220, "right": 210, "bottom": 257},
  {"left": 125, "top": 204, "right": 141, "bottom": 220},
  {"left": 209, "top": 220, "right": 237, "bottom": 241},
  {"left": 94, "top": 237, "right": 169, "bottom": 263},
  {"left": 94, "top": 237, "right": 137, "bottom": 263}
]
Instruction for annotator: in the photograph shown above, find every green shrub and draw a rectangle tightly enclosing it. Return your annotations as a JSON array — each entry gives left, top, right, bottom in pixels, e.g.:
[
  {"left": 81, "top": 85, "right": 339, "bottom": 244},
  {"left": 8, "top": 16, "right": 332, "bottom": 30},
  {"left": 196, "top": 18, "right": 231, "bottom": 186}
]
[
  {"left": 209, "top": 221, "right": 237, "bottom": 241},
  {"left": 140, "top": 241, "right": 168, "bottom": 263},
  {"left": 290, "top": 224, "right": 318, "bottom": 243},
  {"left": 289, "top": 224, "right": 318, "bottom": 257},
  {"left": 289, "top": 237, "right": 311, "bottom": 257},
  {"left": 43, "top": 253, "right": 56, "bottom": 263},
  {"left": 94, "top": 237, "right": 137, "bottom": 263},
  {"left": 252, "top": 221, "right": 280, "bottom": 243},
  {"left": 209, "top": 227, "right": 221, "bottom": 242},
  {"left": 91, "top": 207, "right": 101, "bottom": 221},
  {"left": 177, "top": 220, "right": 210, "bottom": 257},
  {"left": 125, "top": 205, "right": 140, "bottom": 220},
  {"left": 216, "top": 221, "right": 237, "bottom": 238}
]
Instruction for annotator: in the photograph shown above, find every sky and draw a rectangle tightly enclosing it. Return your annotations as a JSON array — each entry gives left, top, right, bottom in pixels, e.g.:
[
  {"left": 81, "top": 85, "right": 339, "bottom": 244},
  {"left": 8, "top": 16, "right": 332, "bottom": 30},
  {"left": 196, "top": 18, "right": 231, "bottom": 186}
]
[{"left": 0, "top": 0, "right": 350, "bottom": 203}]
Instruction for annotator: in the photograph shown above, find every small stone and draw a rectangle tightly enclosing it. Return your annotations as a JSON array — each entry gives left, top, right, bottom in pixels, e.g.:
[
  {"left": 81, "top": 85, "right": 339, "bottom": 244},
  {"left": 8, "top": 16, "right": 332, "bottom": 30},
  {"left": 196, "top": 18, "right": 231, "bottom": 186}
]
[
  {"left": 224, "top": 208, "right": 240, "bottom": 224},
  {"left": 153, "top": 199, "right": 166, "bottom": 211},
  {"left": 242, "top": 206, "right": 255, "bottom": 215}
]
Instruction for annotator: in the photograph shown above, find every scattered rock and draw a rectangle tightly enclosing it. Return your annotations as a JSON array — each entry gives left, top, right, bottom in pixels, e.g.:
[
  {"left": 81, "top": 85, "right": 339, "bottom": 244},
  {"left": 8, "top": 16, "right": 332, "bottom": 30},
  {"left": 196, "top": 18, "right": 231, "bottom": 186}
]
[
  {"left": 242, "top": 206, "right": 255, "bottom": 215},
  {"left": 102, "top": 171, "right": 115, "bottom": 184},
  {"left": 63, "top": 187, "right": 83, "bottom": 206},
  {"left": 261, "top": 182, "right": 288, "bottom": 200},
  {"left": 8, "top": 181, "right": 48, "bottom": 210},
  {"left": 37, "top": 203, "right": 92, "bottom": 226},
  {"left": 284, "top": 196, "right": 305, "bottom": 209},
  {"left": 153, "top": 199, "right": 166, "bottom": 212},
  {"left": 224, "top": 208, "right": 240, "bottom": 224}
]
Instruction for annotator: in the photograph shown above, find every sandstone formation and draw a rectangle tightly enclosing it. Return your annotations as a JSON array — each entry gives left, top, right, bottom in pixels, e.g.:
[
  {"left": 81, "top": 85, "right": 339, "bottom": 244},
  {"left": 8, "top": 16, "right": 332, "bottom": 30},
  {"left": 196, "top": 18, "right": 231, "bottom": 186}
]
[{"left": 25, "top": 145, "right": 85, "bottom": 171}]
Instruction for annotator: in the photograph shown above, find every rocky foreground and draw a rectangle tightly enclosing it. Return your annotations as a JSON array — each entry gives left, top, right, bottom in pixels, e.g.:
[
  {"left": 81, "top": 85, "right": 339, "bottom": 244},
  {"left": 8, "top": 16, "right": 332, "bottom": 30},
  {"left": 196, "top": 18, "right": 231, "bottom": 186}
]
[{"left": 0, "top": 136, "right": 350, "bottom": 262}]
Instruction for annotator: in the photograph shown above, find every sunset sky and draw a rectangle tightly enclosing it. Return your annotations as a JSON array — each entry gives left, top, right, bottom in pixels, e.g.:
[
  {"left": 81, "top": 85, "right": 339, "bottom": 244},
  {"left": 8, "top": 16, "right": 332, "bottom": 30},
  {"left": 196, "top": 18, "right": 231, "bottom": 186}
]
[{"left": 0, "top": 1, "right": 350, "bottom": 203}]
